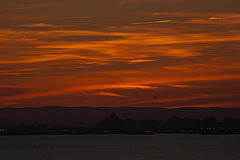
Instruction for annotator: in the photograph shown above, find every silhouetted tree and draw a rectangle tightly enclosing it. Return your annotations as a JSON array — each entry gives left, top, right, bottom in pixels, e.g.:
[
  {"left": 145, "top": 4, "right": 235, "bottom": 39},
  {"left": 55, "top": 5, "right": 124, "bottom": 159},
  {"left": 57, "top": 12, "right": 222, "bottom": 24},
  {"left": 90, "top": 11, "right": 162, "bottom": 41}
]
[
  {"left": 180, "top": 118, "right": 192, "bottom": 131},
  {"left": 191, "top": 118, "right": 201, "bottom": 132},
  {"left": 223, "top": 118, "right": 239, "bottom": 129},
  {"left": 202, "top": 116, "right": 217, "bottom": 128},
  {"left": 166, "top": 116, "right": 180, "bottom": 132}
]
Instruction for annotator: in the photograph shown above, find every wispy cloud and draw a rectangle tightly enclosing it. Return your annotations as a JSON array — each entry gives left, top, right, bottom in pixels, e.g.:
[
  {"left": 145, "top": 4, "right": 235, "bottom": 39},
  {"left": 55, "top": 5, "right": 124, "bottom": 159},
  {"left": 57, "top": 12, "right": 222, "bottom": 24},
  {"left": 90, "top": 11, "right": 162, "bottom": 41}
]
[
  {"left": 209, "top": 17, "right": 222, "bottom": 20},
  {"left": 132, "top": 20, "right": 173, "bottom": 25},
  {"left": 96, "top": 91, "right": 126, "bottom": 97},
  {"left": 0, "top": 83, "right": 157, "bottom": 106},
  {"left": 61, "top": 16, "right": 95, "bottom": 19},
  {"left": 18, "top": 23, "right": 54, "bottom": 28},
  {"left": 0, "top": 2, "right": 58, "bottom": 11},
  {"left": 129, "top": 59, "right": 156, "bottom": 63},
  {"left": 162, "top": 49, "right": 202, "bottom": 58},
  {"left": 125, "top": 93, "right": 240, "bottom": 108},
  {"left": 1, "top": 0, "right": 240, "bottom": 108}
]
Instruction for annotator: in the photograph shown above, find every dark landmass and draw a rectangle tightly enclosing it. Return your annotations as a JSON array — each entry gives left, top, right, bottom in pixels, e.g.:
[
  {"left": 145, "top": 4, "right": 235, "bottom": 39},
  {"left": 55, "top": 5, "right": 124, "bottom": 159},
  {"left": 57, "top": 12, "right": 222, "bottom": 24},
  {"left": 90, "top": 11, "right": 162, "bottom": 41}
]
[
  {"left": 0, "top": 106, "right": 240, "bottom": 127},
  {"left": 97, "top": 113, "right": 240, "bottom": 135},
  {"left": 0, "top": 112, "right": 240, "bottom": 135},
  {"left": 0, "top": 106, "right": 240, "bottom": 135}
]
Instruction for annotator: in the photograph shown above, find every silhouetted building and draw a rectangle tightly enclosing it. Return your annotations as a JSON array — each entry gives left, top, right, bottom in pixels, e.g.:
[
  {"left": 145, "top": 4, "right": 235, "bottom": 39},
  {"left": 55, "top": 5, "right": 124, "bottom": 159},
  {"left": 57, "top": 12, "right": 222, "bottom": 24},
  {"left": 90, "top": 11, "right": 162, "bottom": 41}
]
[{"left": 98, "top": 112, "right": 124, "bottom": 133}]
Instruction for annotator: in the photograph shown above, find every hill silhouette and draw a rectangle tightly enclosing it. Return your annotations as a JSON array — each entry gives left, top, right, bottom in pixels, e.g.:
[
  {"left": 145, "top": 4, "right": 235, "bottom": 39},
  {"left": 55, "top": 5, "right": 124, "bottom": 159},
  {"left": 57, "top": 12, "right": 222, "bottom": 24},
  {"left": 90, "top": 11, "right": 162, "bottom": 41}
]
[{"left": 0, "top": 106, "right": 240, "bottom": 127}]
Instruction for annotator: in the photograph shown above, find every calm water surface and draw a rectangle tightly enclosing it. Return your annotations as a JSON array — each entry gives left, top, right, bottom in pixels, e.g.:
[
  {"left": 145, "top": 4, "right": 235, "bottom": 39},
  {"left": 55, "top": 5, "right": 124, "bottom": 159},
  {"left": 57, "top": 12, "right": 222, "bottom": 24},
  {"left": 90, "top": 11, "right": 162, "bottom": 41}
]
[{"left": 0, "top": 134, "right": 239, "bottom": 160}]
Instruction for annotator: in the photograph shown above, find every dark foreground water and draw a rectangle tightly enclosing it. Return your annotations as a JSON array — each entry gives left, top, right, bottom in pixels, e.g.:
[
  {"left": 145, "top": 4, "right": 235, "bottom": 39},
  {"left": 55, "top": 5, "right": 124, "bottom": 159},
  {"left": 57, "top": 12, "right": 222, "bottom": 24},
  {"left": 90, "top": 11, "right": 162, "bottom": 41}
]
[{"left": 0, "top": 134, "right": 239, "bottom": 160}]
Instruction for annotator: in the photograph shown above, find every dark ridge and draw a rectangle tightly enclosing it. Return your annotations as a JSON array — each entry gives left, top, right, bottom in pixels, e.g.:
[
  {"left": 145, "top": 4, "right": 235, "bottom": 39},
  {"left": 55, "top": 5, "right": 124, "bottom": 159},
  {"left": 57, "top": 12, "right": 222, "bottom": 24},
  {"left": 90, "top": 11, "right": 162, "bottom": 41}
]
[{"left": 0, "top": 106, "right": 240, "bottom": 127}]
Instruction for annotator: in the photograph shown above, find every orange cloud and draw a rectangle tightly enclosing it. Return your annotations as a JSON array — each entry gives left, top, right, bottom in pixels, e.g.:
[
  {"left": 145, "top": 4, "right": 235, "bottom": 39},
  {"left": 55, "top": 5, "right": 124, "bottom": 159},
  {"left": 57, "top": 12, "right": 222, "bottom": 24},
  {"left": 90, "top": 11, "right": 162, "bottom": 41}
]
[
  {"left": 129, "top": 59, "right": 156, "bottom": 63},
  {"left": 125, "top": 93, "right": 240, "bottom": 107},
  {"left": 96, "top": 92, "right": 126, "bottom": 97},
  {"left": 165, "top": 102, "right": 240, "bottom": 109},
  {"left": 118, "top": 0, "right": 177, "bottom": 4},
  {"left": 132, "top": 20, "right": 173, "bottom": 25},
  {"left": 1, "top": 3, "right": 240, "bottom": 108},
  {"left": 61, "top": 16, "right": 95, "bottom": 19},
  {"left": 209, "top": 17, "right": 222, "bottom": 20},
  {"left": 0, "top": 2, "right": 58, "bottom": 11},
  {"left": 19, "top": 23, "right": 54, "bottom": 28}
]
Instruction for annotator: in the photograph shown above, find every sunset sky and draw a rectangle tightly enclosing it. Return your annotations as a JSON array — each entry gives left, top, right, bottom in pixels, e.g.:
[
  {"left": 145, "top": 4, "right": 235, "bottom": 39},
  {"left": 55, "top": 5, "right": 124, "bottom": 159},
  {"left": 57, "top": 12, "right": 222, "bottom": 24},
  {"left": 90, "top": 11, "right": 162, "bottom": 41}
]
[{"left": 0, "top": 0, "right": 240, "bottom": 108}]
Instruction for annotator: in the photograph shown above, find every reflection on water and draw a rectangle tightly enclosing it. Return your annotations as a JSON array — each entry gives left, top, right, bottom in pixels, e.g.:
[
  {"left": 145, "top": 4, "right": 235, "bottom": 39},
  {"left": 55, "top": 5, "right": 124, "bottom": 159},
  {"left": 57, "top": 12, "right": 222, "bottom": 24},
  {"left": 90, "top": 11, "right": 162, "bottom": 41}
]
[{"left": 0, "top": 134, "right": 239, "bottom": 160}]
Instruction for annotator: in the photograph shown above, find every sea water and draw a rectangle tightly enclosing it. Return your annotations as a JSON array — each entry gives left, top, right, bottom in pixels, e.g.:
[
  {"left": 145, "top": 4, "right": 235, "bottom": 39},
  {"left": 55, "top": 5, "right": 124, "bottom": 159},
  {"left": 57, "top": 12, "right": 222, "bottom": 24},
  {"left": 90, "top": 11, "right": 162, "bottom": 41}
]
[{"left": 0, "top": 134, "right": 239, "bottom": 160}]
